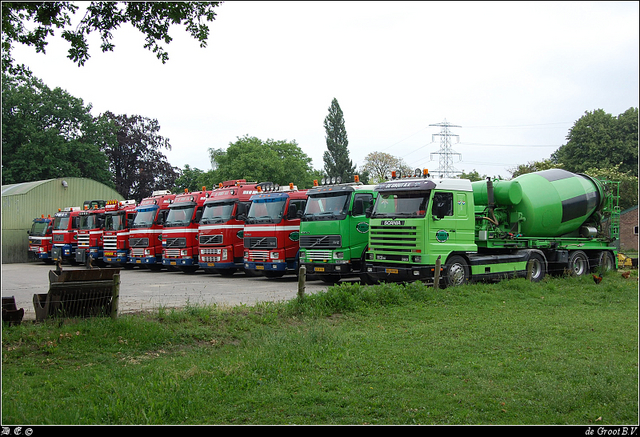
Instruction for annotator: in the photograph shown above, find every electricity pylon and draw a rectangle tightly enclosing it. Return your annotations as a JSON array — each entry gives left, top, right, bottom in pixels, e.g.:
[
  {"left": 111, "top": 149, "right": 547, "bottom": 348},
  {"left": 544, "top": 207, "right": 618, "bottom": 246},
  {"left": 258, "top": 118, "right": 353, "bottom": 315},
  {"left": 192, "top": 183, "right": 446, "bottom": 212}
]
[{"left": 429, "top": 119, "right": 462, "bottom": 178}]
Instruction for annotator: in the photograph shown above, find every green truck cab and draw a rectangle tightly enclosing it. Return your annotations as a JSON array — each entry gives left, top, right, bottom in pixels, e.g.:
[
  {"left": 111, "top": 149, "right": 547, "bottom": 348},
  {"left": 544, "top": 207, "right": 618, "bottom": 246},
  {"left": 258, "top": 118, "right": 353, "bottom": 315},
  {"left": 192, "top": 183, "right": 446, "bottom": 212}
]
[
  {"left": 365, "top": 169, "right": 618, "bottom": 287},
  {"left": 299, "top": 179, "right": 378, "bottom": 284}
]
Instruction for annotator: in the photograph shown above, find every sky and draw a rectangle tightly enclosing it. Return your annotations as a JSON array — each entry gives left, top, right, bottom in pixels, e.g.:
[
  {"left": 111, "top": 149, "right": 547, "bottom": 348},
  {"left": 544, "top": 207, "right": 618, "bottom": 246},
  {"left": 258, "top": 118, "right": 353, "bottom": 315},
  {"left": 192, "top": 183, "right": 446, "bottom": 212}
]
[{"left": 9, "top": 1, "right": 640, "bottom": 181}]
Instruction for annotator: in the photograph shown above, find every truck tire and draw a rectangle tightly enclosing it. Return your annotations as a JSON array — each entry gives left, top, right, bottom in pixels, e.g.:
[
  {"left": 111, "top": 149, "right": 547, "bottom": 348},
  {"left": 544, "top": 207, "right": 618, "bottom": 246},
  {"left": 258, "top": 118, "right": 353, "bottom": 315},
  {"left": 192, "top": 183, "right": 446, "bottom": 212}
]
[
  {"left": 595, "top": 251, "right": 615, "bottom": 272},
  {"left": 527, "top": 252, "right": 546, "bottom": 282},
  {"left": 568, "top": 250, "right": 590, "bottom": 276},
  {"left": 443, "top": 255, "right": 470, "bottom": 287}
]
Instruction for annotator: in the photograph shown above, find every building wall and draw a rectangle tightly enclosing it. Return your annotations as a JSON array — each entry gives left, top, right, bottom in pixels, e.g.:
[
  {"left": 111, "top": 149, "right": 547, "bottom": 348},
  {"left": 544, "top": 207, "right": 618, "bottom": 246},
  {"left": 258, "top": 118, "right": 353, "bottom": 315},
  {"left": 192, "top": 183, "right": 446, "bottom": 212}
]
[
  {"left": 619, "top": 206, "right": 638, "bottom": 252},
  {"left": 2, "top": 178, "right": 123, "bottom": 263}
]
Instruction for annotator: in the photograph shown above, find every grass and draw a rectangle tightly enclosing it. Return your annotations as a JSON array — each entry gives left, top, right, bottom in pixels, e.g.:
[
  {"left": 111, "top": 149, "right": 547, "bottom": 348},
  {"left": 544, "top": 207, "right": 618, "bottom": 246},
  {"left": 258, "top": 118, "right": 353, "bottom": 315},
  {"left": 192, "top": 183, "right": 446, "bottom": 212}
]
[{"left": 2, "top": 270, "right": 638, "bottom": 425}]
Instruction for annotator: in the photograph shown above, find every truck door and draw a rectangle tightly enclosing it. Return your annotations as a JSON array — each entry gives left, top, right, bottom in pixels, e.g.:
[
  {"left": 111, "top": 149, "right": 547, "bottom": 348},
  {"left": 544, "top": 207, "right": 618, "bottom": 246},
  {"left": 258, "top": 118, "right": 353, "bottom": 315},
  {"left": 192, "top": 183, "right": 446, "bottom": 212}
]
[{"left": 349, "top": 192, "right": 375, "bottom": 259}]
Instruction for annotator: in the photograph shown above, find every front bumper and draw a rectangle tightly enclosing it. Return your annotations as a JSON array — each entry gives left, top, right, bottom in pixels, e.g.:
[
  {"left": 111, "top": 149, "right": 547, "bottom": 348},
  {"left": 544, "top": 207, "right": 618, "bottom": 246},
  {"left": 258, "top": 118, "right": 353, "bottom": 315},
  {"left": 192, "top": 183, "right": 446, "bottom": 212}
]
[{"left": 365, "top": 262, "right": 435, "bottom": 282}]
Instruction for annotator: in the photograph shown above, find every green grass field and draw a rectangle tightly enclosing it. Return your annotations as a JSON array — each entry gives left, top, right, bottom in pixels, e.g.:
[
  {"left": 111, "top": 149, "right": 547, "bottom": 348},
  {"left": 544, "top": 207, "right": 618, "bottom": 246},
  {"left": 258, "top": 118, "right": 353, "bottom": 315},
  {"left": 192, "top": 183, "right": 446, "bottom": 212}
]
[{"left": 2, "top": 270, "right": 638, "bottom": 425}]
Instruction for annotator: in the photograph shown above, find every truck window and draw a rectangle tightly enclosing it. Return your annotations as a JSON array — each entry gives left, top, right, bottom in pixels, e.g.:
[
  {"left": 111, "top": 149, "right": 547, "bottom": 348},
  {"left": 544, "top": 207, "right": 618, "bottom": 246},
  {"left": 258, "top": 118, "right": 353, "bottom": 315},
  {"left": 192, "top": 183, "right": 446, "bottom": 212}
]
[
  {"left": 353, "top": 193, "right": 374, "bottom": 216},
  {"left": 432, "top": 192, "right": 453, "bottom": 218}
]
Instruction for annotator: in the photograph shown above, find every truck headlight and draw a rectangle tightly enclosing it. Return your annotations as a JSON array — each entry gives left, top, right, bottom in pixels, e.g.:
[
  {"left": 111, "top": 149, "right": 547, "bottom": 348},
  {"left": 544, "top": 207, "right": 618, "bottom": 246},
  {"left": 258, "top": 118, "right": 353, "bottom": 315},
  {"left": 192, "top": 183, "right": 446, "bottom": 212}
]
[{"left": 334, "top": 252, "right": 344, "bottom": 260}]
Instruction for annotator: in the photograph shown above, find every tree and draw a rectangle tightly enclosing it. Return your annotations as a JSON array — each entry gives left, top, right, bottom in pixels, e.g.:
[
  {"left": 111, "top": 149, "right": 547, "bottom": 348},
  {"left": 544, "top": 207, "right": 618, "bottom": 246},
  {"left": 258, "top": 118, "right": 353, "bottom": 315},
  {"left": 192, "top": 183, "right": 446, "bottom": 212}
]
[
  {"left": 173, "top": 164, "right": 217, "bottom": 193},
  {"left": 551, "top": 108, "right": 638, "bottom": 177},
  {"left": 323, "top": 98, "right": 356, "bottom": 181},
  {"left": 2, "top": 1, "right": 221, "bottom": 73},
  {"left": 95, "top": 111, "right": 178, "bottom": 201},
  {"left": 1, "top": 72, "right": 112, "bottom": 186},
  {"left": 506, "top": 159, "right": 561, "bottom": 179},
  {"left": 362, "top": 151, "right": 411, "bottom": 183},
  {"left": 210, "top": 135, "right": 318, "bottom": 188},
  {"left": 584, "top": 165, "right": 638, "bottom": 211}
]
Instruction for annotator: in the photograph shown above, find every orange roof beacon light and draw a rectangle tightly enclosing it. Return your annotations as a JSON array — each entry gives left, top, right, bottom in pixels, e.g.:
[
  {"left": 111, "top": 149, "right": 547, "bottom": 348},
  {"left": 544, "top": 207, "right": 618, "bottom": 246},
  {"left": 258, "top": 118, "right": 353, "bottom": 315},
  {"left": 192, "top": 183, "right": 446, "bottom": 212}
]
[
  {"left": 289, "top": 183, "right": 294, "bottom": 190},
  {"left": 354, "top": 175, "right": 360, "bottom": 183},
  {"left": 313, "top": 179, "right": 318, "bottom": 186}
]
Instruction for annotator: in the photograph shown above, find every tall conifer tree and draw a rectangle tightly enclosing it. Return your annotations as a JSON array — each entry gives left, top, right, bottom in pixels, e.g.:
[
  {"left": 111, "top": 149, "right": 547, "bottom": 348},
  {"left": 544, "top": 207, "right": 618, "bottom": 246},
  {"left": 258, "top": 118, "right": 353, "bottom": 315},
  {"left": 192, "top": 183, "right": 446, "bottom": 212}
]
[{"left": 323, "top": 98, "right": 356, "bottom": 181}]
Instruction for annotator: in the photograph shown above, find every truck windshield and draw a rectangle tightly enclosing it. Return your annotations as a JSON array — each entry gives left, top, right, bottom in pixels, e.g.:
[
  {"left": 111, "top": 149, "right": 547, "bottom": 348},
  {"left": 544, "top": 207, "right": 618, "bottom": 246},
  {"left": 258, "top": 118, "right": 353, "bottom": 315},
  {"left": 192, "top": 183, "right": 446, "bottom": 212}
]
[
  {"left": 105, "top": 213, "right": 126, "bottom": 231},
  {"left": 79, "top": 214, "right": 101, "bottom": 230},
  {"left": 246, "top": 198, "right": 286, "bottom": 224},
  {"left": 29, "top": 221, "right": 49, "bottom": 236},
  {"left": 165, "top": 205, "right": 195, "bottom": 227},
  {"left": 372, "top": 191, "right": 430, "bottom": 218},
  {"left": 302, "top": 192, "right": 350, "bottom": 221},
  {"left": 201, "top": 201, "right": 234, "bottom": 224},
  {"left": 132, "top": 207, "right": 158, "bottom": 228},
  {"left": 53, "top": 216, "right": 70, "bottom": 230}
]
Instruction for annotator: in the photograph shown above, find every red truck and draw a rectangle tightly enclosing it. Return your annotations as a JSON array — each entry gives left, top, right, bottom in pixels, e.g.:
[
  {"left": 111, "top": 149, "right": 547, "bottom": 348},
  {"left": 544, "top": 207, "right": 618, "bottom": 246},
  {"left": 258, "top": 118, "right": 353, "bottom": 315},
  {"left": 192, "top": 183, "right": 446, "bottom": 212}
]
[
  {"left": 162, "top": 187, "right": 213, "bottom": 273},
  {"left": 51, "top": 206, "right": 82, "bottom": 264},
  {"left": 27, "top": 215, "right": 55, "bottom": 264},
  {"left": 243, "top": 183, "right": 308, "bottom": 278},
  {"left": 128, "top": 190, "right": 176, "bottom": 270},
  {"left": 102, "top": 199, "right": 138, "bottom": 268},
  {"left": 75, "top": 200, "right": 107, "bottom": 266},
  {"left": 198, "top": 179, "right": 260, "bottom": 275}
]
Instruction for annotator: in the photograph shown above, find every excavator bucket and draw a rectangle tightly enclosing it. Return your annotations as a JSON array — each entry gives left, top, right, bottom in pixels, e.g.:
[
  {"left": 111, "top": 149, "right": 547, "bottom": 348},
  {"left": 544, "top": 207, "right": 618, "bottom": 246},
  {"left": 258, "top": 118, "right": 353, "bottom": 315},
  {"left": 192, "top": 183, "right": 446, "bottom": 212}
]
[
  {"left": 33, "top": 268, "right": 121, "bottom": 321},
  {"left": 2, "top": 296, "right": 24, "bottom": 326}
]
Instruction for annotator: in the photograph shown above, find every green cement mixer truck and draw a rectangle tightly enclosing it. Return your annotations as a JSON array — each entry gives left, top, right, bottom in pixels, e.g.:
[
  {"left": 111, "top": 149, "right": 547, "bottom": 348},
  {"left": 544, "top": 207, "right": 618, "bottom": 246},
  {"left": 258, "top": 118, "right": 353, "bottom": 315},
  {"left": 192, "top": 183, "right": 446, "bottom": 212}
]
[{"left": 364, "top": 169, "right": 619, "bottom": 286}]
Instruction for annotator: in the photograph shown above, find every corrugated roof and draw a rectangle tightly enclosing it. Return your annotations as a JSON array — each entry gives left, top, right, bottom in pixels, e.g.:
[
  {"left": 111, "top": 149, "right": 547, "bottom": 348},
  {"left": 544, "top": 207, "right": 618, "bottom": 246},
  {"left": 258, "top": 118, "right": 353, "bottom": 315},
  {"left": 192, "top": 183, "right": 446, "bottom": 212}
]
[{"left": 1, "top": 179, "right": 55, "bottom": 196}]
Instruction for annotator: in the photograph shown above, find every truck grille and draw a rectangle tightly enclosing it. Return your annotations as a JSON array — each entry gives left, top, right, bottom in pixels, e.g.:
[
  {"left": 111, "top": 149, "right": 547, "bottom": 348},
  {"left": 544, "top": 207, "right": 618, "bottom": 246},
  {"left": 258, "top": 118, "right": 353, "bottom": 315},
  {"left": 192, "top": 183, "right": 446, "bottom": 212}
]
[
  {"left": 300, "top": 235, "right": 341, "bottom": 249},
  {"left": 164, "top": 249, "right": 182, "bottom": 258},
  {"left": 304, "top": 250, "right": 332, "bottom": 261},
  {"left": 130, "top": 248, "right": 146, "bottom": 257},
  {"left": 53, "top": 233, "right": 64, "bottom": 242},
  {"left": 103, "top": 235, "right": 118, "bottom": 250},
  {"left": 200, "top": 234, "right": 223, "bottom": 245},
  {"left": 369, "top": 225, "right": 418, "bottom": 253},
  {"left": 247, "top": 250, "right": 269, "bottom": 261},
  {"left": 164, "top": 237, "right": 186, "bottom": 248},
  {"left": 244, "top": 237, "right": 277, "bottom": 249},
  {"left": 77, "top": 234, "right": 90, "bottom": 248},
  {"left": 130, "top": 237, "right": 149, "bottom": 247}
]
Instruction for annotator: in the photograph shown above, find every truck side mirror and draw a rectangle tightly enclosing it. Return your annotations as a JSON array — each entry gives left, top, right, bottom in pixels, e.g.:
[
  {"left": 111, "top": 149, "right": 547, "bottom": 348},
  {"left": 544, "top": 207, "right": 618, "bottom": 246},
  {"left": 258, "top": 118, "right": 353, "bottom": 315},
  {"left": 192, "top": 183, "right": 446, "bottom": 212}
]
[
  {"left": 287, "top": 204, "right": 298, "bottom": 219},
  {"left": 352, "top": 199, "right": 364, "bottom": 216},
  {"left": 365, "top": 206, "right": 372, "bottom": 218},
  {"left": 194, "top": 209, "right": 203, "bottom": 223}
]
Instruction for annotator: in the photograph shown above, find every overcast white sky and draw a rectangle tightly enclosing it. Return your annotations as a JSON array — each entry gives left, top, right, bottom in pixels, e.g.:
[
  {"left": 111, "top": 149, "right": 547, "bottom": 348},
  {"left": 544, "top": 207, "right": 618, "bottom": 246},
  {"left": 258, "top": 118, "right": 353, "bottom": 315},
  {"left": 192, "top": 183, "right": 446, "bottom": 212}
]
[{"left": 10, "top": 1, "right": 640, "bottom": 180}]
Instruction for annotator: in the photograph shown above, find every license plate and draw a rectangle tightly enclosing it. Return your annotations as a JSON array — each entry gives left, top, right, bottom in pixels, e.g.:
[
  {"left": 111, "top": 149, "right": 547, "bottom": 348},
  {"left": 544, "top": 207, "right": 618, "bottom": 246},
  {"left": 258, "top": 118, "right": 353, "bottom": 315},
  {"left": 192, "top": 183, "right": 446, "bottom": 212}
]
[
  {"left": 314, "top": 267, "right": 325, "bottom": 272},
  {"left": 136, "top": 260, "right": 141, "bottom": 263},
  {"left": 105, "top": 258, "right": 112, "bottom": 262},
  {"left": 170, "top": 261, "right": 176, "bottom": 265},
  {"left": 207, "top": 263, "right": 215, "bottom": 267},
  {"left": 256, "top": 265, "right": 264, "bottom": 270},
  {"left": 385, "top": 268, "right": 398, "bottom": 274}
]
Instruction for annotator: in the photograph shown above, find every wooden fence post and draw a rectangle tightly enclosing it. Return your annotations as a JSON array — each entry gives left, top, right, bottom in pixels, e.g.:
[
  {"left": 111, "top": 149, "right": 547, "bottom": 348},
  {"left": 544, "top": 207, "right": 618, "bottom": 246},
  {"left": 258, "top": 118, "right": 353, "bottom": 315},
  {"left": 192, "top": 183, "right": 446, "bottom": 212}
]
[
  {"left": 433, "top": 256, "right": 441, "bottom": 289},
  {"left": 298, "top": 266, "right": 306, "bottom": 299},
  {"left": 111, "top": 274, "right": 120, "bottom": 319}
]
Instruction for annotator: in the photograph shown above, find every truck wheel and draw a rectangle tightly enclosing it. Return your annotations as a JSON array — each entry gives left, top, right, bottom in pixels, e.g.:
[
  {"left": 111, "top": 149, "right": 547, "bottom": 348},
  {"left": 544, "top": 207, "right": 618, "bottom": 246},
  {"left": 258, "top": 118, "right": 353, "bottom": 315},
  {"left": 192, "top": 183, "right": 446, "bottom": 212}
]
[
  {"left": 568, "top": 250, "right": 589, "bottom": 276},
  {"left": 527, "top": 252, "right": 546, "bottom": 282},
  {"left": 596, "top": 251, "right": 615, "bottom": 272},
  {"left": 443, "top": 255, "right": 469, "bottom": 287}
]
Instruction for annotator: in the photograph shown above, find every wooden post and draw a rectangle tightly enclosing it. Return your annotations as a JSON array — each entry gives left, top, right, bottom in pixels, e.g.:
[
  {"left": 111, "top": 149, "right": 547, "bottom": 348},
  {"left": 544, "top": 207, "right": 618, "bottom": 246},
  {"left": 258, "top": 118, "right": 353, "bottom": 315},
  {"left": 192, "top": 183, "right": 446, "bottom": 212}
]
[
  {"left": 433, "top": 256, "right": 441, "bottom": 289},
  {"left": 111, "top": 274, "right": 120, "bottom": 319},
  {"left": 526, "top": 260, "right": 533, "bottom": 281},
  {"left": 298, "top": 266, "right": 306, "bottom": 299}
]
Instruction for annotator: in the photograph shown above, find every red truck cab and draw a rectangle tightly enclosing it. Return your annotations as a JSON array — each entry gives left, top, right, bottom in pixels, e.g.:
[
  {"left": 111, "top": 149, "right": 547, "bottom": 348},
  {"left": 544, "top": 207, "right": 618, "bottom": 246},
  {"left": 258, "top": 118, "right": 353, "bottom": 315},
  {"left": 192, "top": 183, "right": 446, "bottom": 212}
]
[
  {"left": 75, "top": 200, "right": 107, "bottom": 266},
  {"left": 102, "top": 199, "right": 138, "bottom": 268},
  {"left": 27, "top": 215, "right": 54, "bottom": 264},
  {"left": 243, "top": 183, "right": 308, "bottom": 278},
  {"left": 51, "top": 206, "right": 82, "bottom": 264},
  {"left": 162, "top": 187, "right": 213, "bottom": 273},
  {"left": 198, "top": 179, "right": 260, "bottom": 275},
  {"left": 128, "top": 190, "right": 176, "bottom": 270}
]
